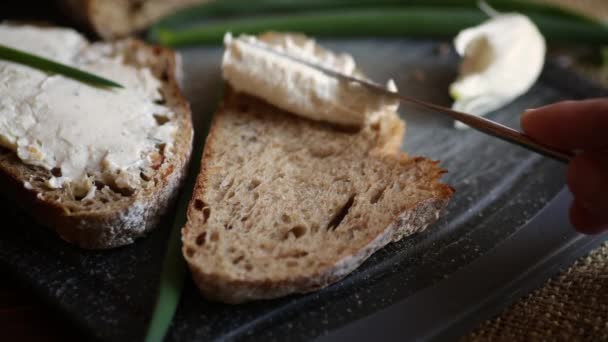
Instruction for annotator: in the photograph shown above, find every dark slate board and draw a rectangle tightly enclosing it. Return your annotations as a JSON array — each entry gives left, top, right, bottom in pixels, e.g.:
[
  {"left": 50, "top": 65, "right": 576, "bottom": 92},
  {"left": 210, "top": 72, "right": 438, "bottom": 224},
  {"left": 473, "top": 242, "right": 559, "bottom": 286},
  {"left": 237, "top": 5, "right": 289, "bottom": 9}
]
[{"left": 1, "top": 39, "right": 606, "bottom": 342}]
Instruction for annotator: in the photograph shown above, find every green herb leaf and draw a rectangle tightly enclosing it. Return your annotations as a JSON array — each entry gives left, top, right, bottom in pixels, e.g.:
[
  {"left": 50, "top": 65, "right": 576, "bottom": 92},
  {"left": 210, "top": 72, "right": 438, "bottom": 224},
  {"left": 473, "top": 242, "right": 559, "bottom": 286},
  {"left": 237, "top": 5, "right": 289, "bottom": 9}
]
[
  {"left": 144, "top": 111, "right": 211, "bottom": 342},
  {"left": 148, "top": 0, "right": 593, "bottom": 36},
  {"left": 151, "top": 8, "right": 608, "bottom": 47},
  {"left": 0, "top": 44, "right": 123, "bottom": 88},
  {"left": 144, "top": 211, "right": 186, "bottom": 342}
]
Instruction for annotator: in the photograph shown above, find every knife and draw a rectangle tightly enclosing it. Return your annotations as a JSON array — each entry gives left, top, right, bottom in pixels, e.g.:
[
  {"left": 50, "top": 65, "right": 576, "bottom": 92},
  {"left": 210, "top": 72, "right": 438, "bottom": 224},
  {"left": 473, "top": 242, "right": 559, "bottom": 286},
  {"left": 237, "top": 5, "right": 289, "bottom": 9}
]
[{"left": 240, "top": 39, "right": 574, "bottom": 164}]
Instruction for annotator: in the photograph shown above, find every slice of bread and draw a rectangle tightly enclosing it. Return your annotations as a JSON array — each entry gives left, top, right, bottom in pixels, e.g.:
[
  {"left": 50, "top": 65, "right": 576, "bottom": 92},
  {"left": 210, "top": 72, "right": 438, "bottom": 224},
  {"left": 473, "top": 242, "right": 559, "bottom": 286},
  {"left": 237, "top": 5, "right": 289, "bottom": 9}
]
[
  {"left": 0, "top": 37, "right": 193, "bottom": 249},
  {"left": 60, "top": 0, "right": 209, "bottom": 39},
  {"left": 182, "top": 89, "right": 453, "bottom": 303}
]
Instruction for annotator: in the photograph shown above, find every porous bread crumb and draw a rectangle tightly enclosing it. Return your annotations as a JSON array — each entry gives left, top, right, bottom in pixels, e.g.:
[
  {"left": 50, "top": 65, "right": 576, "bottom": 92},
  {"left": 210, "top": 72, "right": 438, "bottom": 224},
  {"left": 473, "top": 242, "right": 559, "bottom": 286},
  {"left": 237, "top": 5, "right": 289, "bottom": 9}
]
[{"left": 182, "top": 90, "right": 452, "bottom": 303}]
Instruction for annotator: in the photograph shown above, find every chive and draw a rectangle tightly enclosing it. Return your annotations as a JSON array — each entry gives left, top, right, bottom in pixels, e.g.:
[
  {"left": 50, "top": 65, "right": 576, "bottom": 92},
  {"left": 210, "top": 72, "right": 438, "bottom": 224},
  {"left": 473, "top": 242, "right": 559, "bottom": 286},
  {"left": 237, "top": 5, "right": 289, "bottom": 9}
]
[
  {"left": 149, "top": 0, "right": 590, "bottom": 32},
  {"left": 153, "top": 8, "right": 608, "bottom": 47},
  {"left": 147, "top": 0, "right": 596, "bottom": 43},
  {"left": 144, "top": 213, "right": 186, "bottom": 342},
  {"left": 0, "top": 44, "right": 123, "bottom": 88},
  {"left": 144, "top": 134, "right": 204, "bottom": 342}
]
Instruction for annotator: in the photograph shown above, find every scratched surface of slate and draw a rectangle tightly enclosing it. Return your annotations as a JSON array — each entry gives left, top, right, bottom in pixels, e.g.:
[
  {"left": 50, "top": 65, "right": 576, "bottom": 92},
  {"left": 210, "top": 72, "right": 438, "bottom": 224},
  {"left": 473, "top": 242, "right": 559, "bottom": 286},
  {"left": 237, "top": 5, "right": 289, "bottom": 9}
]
[{"left": 1, "top": 39, "right": 605, "bottom": 341}]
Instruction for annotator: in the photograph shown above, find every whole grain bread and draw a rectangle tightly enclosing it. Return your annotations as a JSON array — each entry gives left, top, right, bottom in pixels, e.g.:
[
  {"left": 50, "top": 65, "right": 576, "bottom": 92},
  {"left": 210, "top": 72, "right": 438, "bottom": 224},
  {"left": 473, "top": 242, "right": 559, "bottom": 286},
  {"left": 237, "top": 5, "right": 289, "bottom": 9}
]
[
  {"left": 182, "top": 89, "right": 453, "bottom": 303},
  {"left": 60, "top": 0, "right": 209, "bottom": 39},
  {"left": 0, "top": 38, "right": 193, "bottom": 249}
]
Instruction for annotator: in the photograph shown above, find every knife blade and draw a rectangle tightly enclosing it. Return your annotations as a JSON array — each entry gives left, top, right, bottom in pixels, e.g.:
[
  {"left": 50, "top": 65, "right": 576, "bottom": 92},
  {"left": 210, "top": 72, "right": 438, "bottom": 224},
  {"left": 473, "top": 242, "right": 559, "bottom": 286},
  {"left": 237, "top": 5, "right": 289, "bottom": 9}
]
[{"left": 239, "top": 39, "right": 574, "bottom": 163}]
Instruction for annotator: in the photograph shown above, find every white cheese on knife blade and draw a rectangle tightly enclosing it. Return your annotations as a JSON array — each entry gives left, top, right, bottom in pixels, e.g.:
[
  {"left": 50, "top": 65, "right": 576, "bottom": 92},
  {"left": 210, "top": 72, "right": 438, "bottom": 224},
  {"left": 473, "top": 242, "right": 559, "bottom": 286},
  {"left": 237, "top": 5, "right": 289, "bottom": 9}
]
[{"left": 222, "top": 32, "right": 399, "bottom": 127}]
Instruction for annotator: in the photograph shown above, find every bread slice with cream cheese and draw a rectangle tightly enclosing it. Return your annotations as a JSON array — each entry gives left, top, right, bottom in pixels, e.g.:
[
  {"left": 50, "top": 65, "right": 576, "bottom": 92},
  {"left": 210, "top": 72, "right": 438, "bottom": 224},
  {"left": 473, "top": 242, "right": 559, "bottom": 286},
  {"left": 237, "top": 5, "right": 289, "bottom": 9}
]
[
  {"left": 182, "top": 89, "right": 451, "bottom": 303},
  {"left": 0, "top": 25, "right": 193, "bottom": 249},
  {"left": 182, "top": 33, "right": 452, "bottom": 303}
]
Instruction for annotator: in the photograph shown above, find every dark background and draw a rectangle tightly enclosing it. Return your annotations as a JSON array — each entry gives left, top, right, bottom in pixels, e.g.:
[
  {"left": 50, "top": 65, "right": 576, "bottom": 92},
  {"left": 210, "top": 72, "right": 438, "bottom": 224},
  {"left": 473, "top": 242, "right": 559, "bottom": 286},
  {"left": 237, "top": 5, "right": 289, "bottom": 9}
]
[
  {"left": 1, "top": 3, "right": 89, "bottom": 340},
  {"left": 1, "top": 2, "right": 606, "bottom": 341}
]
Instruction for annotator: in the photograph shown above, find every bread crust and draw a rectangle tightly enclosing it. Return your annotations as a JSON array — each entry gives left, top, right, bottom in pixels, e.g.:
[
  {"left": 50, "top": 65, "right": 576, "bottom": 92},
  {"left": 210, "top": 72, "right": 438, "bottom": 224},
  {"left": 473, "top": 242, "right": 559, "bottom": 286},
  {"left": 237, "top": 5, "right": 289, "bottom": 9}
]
[
  {"left": 0, "top": 38, "right": 193, "bottom": 249},
  {"left": 60, "top": 0, "right": 207, "bottom": 39},
  {"left": 190, "top": 196, "right": 450, "bottom": 304},
  {"left": 182, "top": 91, "right": 453, "bottom": 303}
]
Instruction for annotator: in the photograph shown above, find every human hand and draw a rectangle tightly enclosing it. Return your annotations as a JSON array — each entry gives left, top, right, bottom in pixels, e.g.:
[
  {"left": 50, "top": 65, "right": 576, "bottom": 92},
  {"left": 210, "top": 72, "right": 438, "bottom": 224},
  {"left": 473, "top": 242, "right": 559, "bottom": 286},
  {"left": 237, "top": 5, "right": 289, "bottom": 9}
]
[{"left": 522, "top": 98, "right": 608, "bottom": 234}]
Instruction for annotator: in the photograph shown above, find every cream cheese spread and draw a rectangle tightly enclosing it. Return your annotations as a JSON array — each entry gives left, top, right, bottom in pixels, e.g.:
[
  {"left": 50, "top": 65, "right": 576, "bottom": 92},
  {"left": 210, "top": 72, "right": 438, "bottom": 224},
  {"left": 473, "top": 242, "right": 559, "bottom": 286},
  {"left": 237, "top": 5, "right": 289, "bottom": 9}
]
[
  {"left": 449, "top": 11, "right": 545, "bottom": 129},
  {"left": 0, "top": 25, "right": 176, "bottom": 197},
  {"left": 222, "top": 32, "right": 399, "bottom": 127}
]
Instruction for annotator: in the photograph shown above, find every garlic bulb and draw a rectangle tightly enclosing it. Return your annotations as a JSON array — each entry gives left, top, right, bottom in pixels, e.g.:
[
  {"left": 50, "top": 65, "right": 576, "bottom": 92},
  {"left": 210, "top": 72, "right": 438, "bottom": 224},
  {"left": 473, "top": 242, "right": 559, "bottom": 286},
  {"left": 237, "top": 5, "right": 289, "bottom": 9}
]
[{"left": 450, "top": 12, "right": 546, "bottom": 129}]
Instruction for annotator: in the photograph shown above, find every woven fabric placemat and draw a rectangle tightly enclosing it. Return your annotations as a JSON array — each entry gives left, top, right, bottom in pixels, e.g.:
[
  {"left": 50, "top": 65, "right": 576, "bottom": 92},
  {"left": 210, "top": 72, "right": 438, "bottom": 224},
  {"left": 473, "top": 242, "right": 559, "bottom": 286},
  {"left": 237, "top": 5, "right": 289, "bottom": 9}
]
[
  {"left": 466, "top": 242, "right": 608, "bottom": 341},
  {"left": 466, "top": 1, "right": 608, "bottom": 339}
]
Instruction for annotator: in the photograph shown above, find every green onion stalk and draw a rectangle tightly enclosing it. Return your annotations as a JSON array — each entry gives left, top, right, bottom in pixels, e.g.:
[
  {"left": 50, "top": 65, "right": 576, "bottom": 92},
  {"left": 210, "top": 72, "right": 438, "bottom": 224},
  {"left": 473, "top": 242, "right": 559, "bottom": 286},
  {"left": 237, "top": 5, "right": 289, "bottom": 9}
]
[
  {"left": 147, "top": 0, "right": 606, "bottom": 47},
  {"left": 149, "top": 0, "right": 592, "bottom": 33},
  {"left": 152, "top": 8, "right": 608, "bottom": 47},
  {"left": 0, "top": 44, "right": 122, "bottom": 88},
  {"left": 144, "top": 135, "right": 204, "bottom": 342}
]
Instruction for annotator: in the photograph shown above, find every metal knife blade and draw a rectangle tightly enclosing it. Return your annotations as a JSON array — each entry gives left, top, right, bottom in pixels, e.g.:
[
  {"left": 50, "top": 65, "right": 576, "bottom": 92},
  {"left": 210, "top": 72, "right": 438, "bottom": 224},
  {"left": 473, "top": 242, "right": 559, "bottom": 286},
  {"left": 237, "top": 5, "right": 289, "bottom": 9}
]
[{"left": 239, "top": 39, "right": 574, "bottom": 163}]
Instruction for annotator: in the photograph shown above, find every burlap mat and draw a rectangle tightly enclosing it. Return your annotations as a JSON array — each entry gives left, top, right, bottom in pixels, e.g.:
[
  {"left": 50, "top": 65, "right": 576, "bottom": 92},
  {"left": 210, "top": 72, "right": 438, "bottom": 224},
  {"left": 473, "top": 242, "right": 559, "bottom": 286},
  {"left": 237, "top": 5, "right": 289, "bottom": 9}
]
[
  {"left": 466, "top": 242, "right": 608, "bottom": 341},
  {"left": 465, "top": 1, "right": 608, "bottom": 339}
]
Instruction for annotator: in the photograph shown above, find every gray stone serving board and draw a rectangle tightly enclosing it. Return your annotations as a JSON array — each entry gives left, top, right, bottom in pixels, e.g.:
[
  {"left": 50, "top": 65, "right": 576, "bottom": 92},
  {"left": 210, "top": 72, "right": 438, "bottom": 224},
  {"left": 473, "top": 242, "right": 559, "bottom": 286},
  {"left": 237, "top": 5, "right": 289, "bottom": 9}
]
[{"left": 1, "top": 39, "right": 606, "bottom": 341}]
